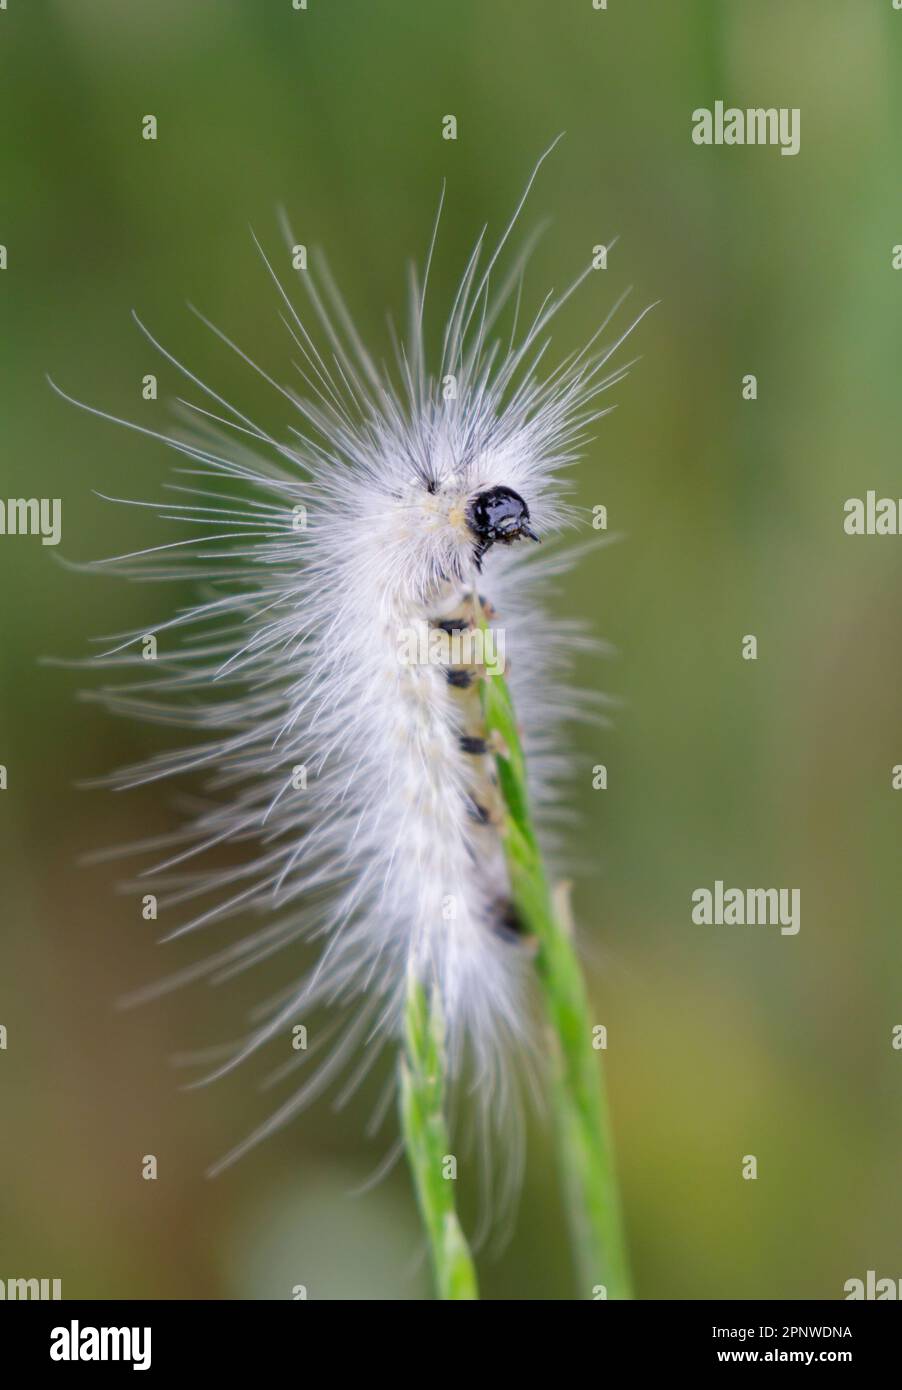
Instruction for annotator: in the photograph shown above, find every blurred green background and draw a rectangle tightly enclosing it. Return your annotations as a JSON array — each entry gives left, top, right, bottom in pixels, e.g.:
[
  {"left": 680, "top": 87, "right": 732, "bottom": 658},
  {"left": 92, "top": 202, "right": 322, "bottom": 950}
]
[{"left": 2, "top": 0, "right": 902, "bottom": 1300}]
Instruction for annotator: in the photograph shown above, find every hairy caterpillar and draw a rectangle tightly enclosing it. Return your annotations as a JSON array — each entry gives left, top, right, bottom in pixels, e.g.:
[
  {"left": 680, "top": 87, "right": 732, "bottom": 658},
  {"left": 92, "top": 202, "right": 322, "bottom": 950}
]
[{"left": 54, "top": 141, "right": 648, "bottom": 1226}]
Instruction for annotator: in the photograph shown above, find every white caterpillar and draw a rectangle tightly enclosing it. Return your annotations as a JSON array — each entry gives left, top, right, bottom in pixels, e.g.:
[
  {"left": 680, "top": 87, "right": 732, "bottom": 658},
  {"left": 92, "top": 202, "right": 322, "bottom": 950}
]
[{"left": 56, "top": 143, "right": 647, "bottom": 1221}]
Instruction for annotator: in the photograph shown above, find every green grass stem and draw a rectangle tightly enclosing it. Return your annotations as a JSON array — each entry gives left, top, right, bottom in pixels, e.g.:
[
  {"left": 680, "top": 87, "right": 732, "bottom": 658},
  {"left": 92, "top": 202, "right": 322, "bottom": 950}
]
[
  {"left": 398, "top": 967, "right": 479, "bottom": 1300},
  {"left": 479, "top": 613, "right": 633, "bottom": 1299}
]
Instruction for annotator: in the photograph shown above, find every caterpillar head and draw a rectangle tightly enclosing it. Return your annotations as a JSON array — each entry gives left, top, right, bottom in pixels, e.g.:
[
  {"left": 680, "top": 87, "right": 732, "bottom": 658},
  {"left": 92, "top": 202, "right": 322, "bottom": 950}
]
[
  {"left": 393, "top": 472, "right": 543, "bottom": 597},
  {"left": 465, "top": 485, "right": 539, "bottom": 559},
  {"left": 458, "top": 485, "right": 539, "bottom": 573}
]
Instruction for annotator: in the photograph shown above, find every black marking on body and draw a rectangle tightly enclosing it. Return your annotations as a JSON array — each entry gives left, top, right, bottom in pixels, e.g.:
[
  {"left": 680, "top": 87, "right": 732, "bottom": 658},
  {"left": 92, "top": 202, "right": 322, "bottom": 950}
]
[
  {"left": 491, "top": 898, "right": 527, "bottom": 943},
  {"left": 446, "top": 668, "right": 473, "bottom": 689},
  {"left": 467, "top": 797, "right": 491, "bottom": 825},
  {"left": 459, "top": 735, "right": 488, "bottom": 755},
  {"left": 435, "top": 617, "right": 471, "bottom": 636}
]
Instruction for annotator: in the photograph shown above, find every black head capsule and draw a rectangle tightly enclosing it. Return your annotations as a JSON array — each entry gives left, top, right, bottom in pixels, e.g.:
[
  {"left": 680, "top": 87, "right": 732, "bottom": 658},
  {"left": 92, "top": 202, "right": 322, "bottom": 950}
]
[{"left": 465, "top": 486, "right": 540, "bottom": 569}]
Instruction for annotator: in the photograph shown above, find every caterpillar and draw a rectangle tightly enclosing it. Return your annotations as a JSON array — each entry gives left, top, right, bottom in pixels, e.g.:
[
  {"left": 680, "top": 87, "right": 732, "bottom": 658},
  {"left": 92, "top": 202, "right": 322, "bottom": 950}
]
[{"left": 54, "top": 141, "right": 648, "bottom": 1228}]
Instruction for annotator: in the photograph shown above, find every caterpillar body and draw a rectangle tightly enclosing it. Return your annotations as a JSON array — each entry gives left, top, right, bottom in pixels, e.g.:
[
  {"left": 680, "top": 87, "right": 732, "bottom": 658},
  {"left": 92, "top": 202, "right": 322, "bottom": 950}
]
[{"left": 56, "top": 144, "right": 647, "bottom": 1224}]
